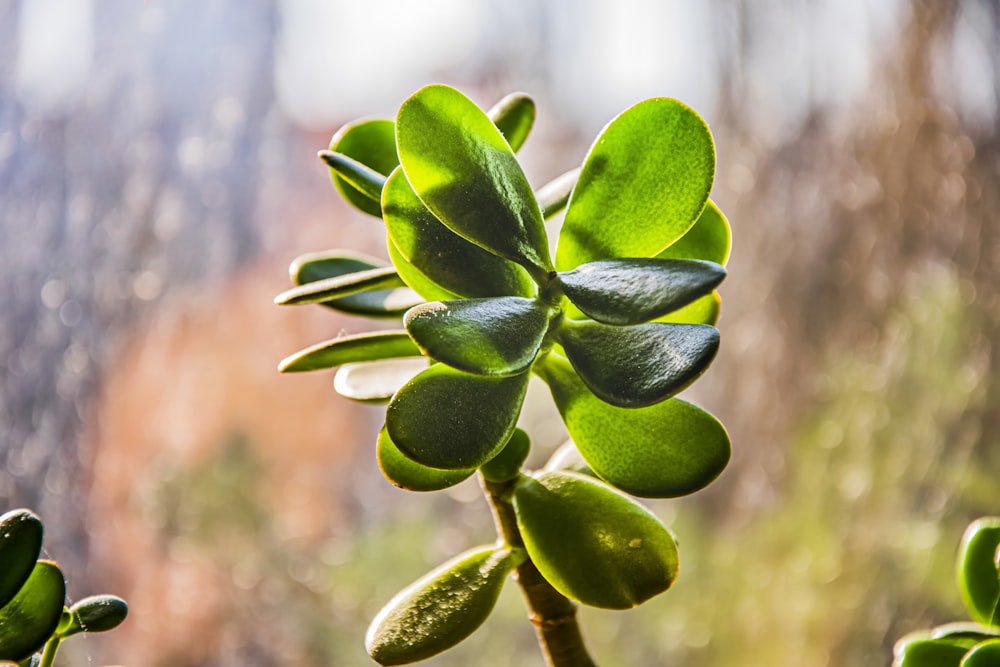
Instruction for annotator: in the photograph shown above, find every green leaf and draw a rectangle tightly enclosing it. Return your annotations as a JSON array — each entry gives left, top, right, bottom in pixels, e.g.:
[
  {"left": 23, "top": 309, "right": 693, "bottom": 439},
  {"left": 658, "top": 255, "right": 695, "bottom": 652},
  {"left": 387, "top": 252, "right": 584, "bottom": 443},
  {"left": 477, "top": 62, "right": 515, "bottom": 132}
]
[
  {"left": 962, "top": 639, "right": 1000, "bottom": 666},
  {"left": 487, "top": 92, "right": 535, "bottom": 153},
  {"left": 657, "top": 199, "right": 731, "bottom": 265},
  {"left": 480, "top": 428, "right": 530, "bottom": 483},
  {"left": 513, "top": 471, "right": 678, "bottom": 609},
  {"left": 275, "top": 266, "right": 404, "bottom": 306},
  {"left": 396, "top": 84, "right": 551, "bottom": 276},
  {"left": 537, "top": 168, "right": 580, "bottom": 219},
  {"left": 0, "top": 561, "right": 66, "bottom": 663},
  {"left": 892, "top": 635, "right": 973, "bottom": 667},
  {"left": 383, "top": 167, "right": 535, "bottom": 299},
  {"left": 536, "top": 354, "right": 730, "bottom": 497},
  {"left": 405, "top": 297, "right": 550, "bottom": 376},
  {"left": 57, "top": 595, "right": 128, "bottom": 637},
  {"left": 279, "top": 331, "right": 420, "bottom": 373},
  {"left": 556, "top": 98, "right": 716, "bottom": 270},
  {"left": 327, "top": 118, "right": 399, "bottom": 217},
  {"left": 319, "top": 151, "right": 387, "bottom": 207},
  {"left": 557, "top": 321, "right": 720, "bottom": 408},
  {"left": 556, "top": 258, "right": 726, "bottom": 325},
  {"left": 386, "top": 364, "right": 530, "bottom": 469},
  {"left": 376, "top": 427, "right": 474, "bottom": 492},
  {"left": 0, "top": 510, "right": 43, "bottom": 609},
  {"left": 334, "top": 358, "right": 429, "bottom": 403},
  {"left": 656, "top": 292, "right": 721, "bottom": 326},
  {"left": 366, "top": 545, "right": 522, "bottom": 665},
  {"left": 958, "top": 518, "right": 1000, "bottom": 625},
  {"left": 387, "top": 235, "right": 463, "bottom": 302},
  {"left": 290, "top": 250, "right": 421, "bottom": 318}
]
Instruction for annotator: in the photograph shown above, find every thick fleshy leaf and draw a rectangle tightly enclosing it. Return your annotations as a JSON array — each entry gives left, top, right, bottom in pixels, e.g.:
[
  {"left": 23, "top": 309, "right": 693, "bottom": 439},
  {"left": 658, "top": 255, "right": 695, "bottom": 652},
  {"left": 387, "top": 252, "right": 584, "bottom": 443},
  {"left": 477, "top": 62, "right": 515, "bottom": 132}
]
[
  {"left": 275, "top": 266, "right": 404, "bottom": 306},
  {"left": 0, "top": 510, "right": 43, "bottom": 609},
  {"left": 386, "top": 364, "right": 530, "bottom": 469},
  {"left": 487, "top": 92, "right": 535, "bottom": 153},
  {"left": 396, "top": 84, "right": 551, "bottom": 275},
  {"left": 290, "top": 250, "right": 421, "bottom": 318},
  {"left": 334, "top": 358, "right": 429, "bottom": 403},
  {"left": 366, "top": 546, "right": 522, "bottom": 665},
  {"left": 404, "top": 297, "right": 550, "bottom": 376},
  {"left": 893, "top": 635, "right": 973, "bottom": 667},
  {"left": 556, "top": 258, "right": 725, "bottom": 326},
  {"left": 537, "top": 168, "right": 580, "bottom": 219},
  {"left": 383, "top": 167, "right": 535, "bottom": 299},
  {"left": 962, "top": 639, "right": 1000, "bottom": 666},
  {"left": 480, "top": 428, "right": 530, "bottom": 483},
  {"left": 387, "top": 236, "right": 462, "bottom": 302},
  {"left": 656, "top": 292, "right": 721, "bottom": 326},
  {"left": 327, "top": 118, "right": 399, "bottom": 216},
  {"left": 932, "top": 623, "right": 1000, "bottom": 642},
  {"left": 536, "top": 354, "right": 730, "bottom": 497},
  {"left": 557, "top": 321, "right": 720, "bottom": 408},
  {"left": 58, "top": 595, "right": 128, "bottom": 637},
  {"left": 0, "top": 561, "right": 66, "bottom": 662},
  {"left": 320, "top": 151, "right": 386, "bottom": 205},
  {"left": 279, "top": 331, "right": 420, "bottom": 373},
  {"left": 376, "top": 427, "right": 474, "bottom": 492},
  {"left": 513, "top": 471, "right": 678, "bottom": 609},
  {"left": 657, "top": 199, "right": 731, "bottom": 265},
  {"left": 958, "top": 517, "right": 1000, "bottom": 625},
  {"left": 556, "top": 98, "right": 715, "bottom": 270}
]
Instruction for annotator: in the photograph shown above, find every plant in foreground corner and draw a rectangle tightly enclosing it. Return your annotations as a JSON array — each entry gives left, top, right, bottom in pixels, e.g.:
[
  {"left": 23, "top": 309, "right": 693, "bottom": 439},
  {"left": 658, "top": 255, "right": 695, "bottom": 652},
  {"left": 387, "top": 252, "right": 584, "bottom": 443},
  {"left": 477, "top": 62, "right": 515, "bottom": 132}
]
[
  {"left": 893, "top": 517, "right": 1000, "bottom": 666},
  {"left": 277, "top": 84, "right": 732, "bottom": 665},
  {"left": 0, "top": 508, "right": 127, "bottom": 667}
]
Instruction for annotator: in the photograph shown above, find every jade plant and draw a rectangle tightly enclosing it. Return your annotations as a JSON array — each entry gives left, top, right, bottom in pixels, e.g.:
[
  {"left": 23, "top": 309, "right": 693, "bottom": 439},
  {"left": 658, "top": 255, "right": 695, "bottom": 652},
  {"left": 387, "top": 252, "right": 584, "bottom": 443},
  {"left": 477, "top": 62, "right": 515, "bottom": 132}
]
[
  {"left": 0, "top": 508, "right": 128, "bottom": 666},
  {"left": 893, "top": 517, "right": 1000, "bottom": 666},
  {"left": 276, "top": 84, "right": 732, "bottom": 665}
]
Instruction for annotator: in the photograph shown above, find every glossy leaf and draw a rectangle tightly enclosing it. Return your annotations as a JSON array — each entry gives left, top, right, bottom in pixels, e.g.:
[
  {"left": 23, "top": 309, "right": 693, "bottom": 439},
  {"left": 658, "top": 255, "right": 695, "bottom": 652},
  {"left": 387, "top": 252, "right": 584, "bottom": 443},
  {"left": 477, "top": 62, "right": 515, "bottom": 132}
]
[
  {"left": 480, "top": 428, "right": 530, "bottom": 483},
  {"left": 537, "top": 168, "right": 580, "bottom": 219},
  {"left": 366, "top": 545, "right": 521, "bottom": 665},
  {"left": 657, "top": 199, "right": 731, "bottom": 265},
  {"left": 327, "top": 118, "right": 399, "bottom": 217},
  {"left": 334, "top": 358, "right": 429, "bottom": 403},
  {"left": 290, "top": 250, "right": 421, "bottom": 318},
  {"left": 382, "top": 167, "right": 535, "bottom": 299},
  {"left": 557, "top": 321, "right": 720, "bottom": 408},
  {"left": 279, "top": 331, "right": 420, "bottom": 373},
  {"left": 513, "top": 471, "right": 678, "bottom": 609},
  {"left": 0, "top": 509, "right": 43, "bottom": 609},
  {"left": 58, "top": 595, "right": 128, "bottom": 637},
  {"left": 958, "top": 517, "right": 1000, "bottom": 625},
  {"left": 0, "top": 561, "right": 66, "bottom": 663},
  {"left": 405, "top": 297, "right": 550, "bottom": 376},
  {"left": 275, "top": 266, "right": 403, "bottom": 306},
  {"left": 556, "top": 98, "right": 715, "bottom": 270},
  {"left": 962, "top": 639, "right": 1000, "bottom": 666},
  {"left": 376, "top": 427, "right": 474, "bottom": 492},
  {"left": 536, "top": 354, "right": 730, "bottom": 498},
  {"left": 556, "top": 258, "right": 726, "bottom": 326},
  {"left": 386, "top": 364, "right": 529, "bottom": 469},
  {"left": 487, "top": 92, "right": 535, "bottom": 153},
  {"left": 396, "top": 84, "right": 551, "bottom": 275}
]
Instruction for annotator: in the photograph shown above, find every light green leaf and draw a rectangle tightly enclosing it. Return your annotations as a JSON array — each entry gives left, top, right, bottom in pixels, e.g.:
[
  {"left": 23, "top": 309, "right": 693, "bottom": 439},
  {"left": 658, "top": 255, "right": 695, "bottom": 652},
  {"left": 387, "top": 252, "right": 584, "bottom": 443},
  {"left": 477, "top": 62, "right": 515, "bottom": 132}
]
[
  {"left": 0, "top": 510, "right": 43, "bottom": 610},
  {"left": 319, "top": 151, "right": 386, "bottom": 206},
  {"left": 387, "top": 364, "right": 530, "bottom": 469},
  {"left": 962, "top": 639, "right": 1000, "bottom": 666},
  {"left": 487, "top": 92, "right": 535, "bottom": 153},
  {"left": 0, "top": 561, "right": 66, "bottom": 663},
  {"left": 383, "top": 167, "right": 535, "bottom": 298},
  {"left": 556, "top": 258, "right": 725, "bottom": 325},
  {"left": 513, "top": 471, "right": 678, "bottom": 609},
  {"left": 334, "top": 358, "right": 429, "bottom": 403},
  {"left": 958, "top": 518, "right": 1000, "bottom": 625},
  {"left": 327, "top": 118, "right": 399, "bottom": 217},
  {"left": 657, "top": 199, "right": 731, "bottom": 265},
  {"left": 656, "top": 292, "right": 721, "bottom": 326},
  {"left": 274, "top": 266, "right": 403, "bottom": 306},
  {"left": 537, "top": 168, "right": 580, "bottom": 219},
  {"left": 58, "top": 595, "right": 128, "bottom": 637},
  {"left": 405, "top": 297, "right": 550, "bottom": 377},
  {"left": 480, "top": 428, "right": 531, "bottom": 483},
  {"left": 536, "top": 354, "right": 730, "bottom": 498},
  {"left": 279, "top": 331, "right": 420, "bottom": 373},
  {"left": 376, "top": 427, "right": 474, "bottom": 492},
  {"left": 396, "top": 84, "right": 551, "bottom": 276},
  {"left": 290, "top": 250, "right": 421, "bottom": 318},
  {"left": 557, "top": 321, "right": 720, "bottom": 408},
  {"left": 556, "top": 98, "right": 715, "bottom": 270}
]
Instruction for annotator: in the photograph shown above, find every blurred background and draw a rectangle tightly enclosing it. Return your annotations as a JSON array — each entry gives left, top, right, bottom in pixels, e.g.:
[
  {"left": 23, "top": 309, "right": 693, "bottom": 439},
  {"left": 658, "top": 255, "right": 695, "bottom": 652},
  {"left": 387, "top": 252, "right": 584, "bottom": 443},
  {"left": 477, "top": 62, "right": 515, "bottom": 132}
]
[{"left": 1, "top": 0, "right": 998, "bottom": 665}]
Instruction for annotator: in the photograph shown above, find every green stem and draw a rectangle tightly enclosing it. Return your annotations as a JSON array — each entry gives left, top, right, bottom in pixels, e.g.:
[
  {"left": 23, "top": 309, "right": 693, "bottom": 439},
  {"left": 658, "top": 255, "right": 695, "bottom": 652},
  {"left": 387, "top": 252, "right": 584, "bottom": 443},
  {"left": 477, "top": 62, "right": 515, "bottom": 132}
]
[
  {"left": 481, "top": 473, "right": 597, "bottom": 667},
  {"left": 39, "top": 636, "right": 61, "bottom": 667}
]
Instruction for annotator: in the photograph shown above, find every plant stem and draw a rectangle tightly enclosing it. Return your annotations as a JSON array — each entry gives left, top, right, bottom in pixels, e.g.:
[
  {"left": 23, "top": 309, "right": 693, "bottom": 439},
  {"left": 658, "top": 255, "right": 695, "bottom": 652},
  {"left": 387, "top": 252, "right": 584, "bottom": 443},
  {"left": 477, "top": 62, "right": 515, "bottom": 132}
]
[
  {"left": 481, "top": 474, "right": 597, "bottom": 667},
  {"left": 39, "top": 637, "right": 61, "bottom": 667}
]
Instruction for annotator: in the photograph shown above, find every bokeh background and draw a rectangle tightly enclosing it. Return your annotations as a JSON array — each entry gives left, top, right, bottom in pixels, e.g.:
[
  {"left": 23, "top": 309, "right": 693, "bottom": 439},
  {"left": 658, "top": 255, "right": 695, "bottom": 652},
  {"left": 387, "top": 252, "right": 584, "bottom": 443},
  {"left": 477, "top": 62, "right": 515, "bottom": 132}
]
[{"left": 1, "top": 0, "right": 999, "bottom": 665}]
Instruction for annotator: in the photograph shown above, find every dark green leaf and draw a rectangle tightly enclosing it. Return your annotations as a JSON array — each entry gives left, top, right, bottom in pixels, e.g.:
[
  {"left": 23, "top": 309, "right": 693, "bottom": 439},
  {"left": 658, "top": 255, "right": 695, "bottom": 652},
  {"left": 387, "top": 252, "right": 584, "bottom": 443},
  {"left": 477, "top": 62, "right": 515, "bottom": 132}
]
[
  {"left": 386, "top": 364, "right": 530, "bottom": 469},
  {"left": 487, "top": 92, "right": 535, "bottom": 153},
  {"left": 892, "top": 635, "right": 973, "bottom": 667},
  {"left": 290, "top": 250, "right": 421, "bottom": 318},
  {"left": 657, "top": 199, "right": 731, "bottom": 265},
  {"left": 958, "top": 518, "right": 1000, "bottom": 625},
  {"left": 334, "top": 358, "right": 429, "bottom": 403},
  {"left": 480, "top": 428, "right": 530, "bottom": 483},
  {"left": 279, "top": 331, "right": 420, "bottom": 373},
  {"left": 376, "top": 427, "right": 474, "bottom": 492},
  {"left": 274, "top": 266, "right": 403, "bottom": 306},
  {"left": 319, "top": 151, "right": 386, "bottom": 206},
  {"left": 536, "top": 354, "right": 730, "bottom": 497},
  {"left": 556, "top": 98, "right": 715, "bottom": 270},
  {"left": 405, "top": 297, "right": 550, "bottom": 376},
  {"left": 0, "top": 510, "right": 43, "bottom": 609},
  {"left": 0, "top": 561, "right": 66, "bottom": 662},
  {"left": 557, "top": 321, "right": 720, "bottom": 408},
  {"left": 58, "top": 595, "right": 128, "bottom": 637},
  {"left": 396, "top": 84, "right": 551, "bottom": 276},
  {"left": 556, "top": 258, "right": 725, "bottom": 325},
  {"left": 962, "top": 639, "right": 1000, "bottom": 666},
  {"left": 383, "top": 167, "right": 535, "bottom": 299},
  {"left": 932, "top": 623, "right": 1000, "bottom": 642},
  {"left": 327, "top": 118, "right": 399, "bottom": 217},
  {"left": 537, "top": 168, "right": 580, "bottom": 219}
]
